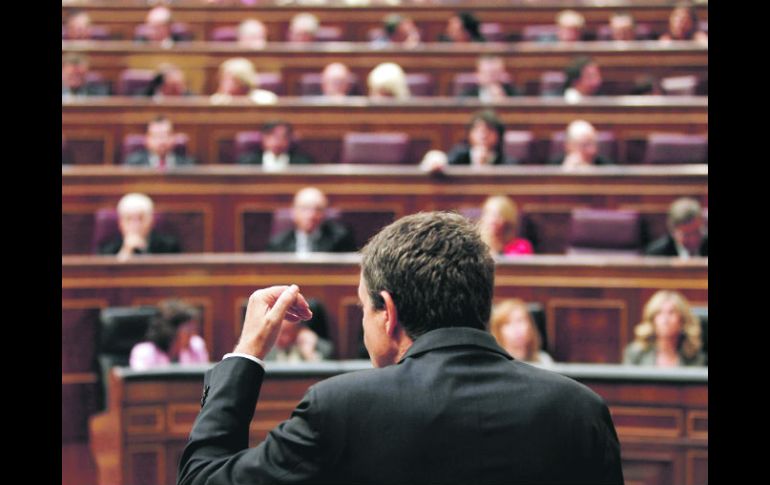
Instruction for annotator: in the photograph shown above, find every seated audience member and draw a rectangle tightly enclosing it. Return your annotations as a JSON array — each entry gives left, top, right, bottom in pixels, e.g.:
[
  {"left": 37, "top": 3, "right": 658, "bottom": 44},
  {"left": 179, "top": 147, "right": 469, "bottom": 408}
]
[
  {"left": 556, "top": 10, "right": 586, "bottom": 42},
  {"left": 125, "top": 116, "right": 195, "bottom": 168},
  {"left": 267, "top": 187, "right": 356, "bottom": 253},
  {"left": 237, "top": 120, "right": 315, "bottom": 169},
  {"left": 129, "top": 299, "right": 209, "bottom": 370},
  {"left": 623, "top": 290, "right": 705, "bottom": 367},
  {"left": 367, "top": 62, "right": 410, "bottom": 100},
  {"left": 321, "top": 62, "right": 355, "bottom": 99},
  {"left": 287, "top": 12, "right": 320, "bottom": 42},
  {"left": 645, "top": 197, "right": 708, "bottom": 258},
  {"left": 461, "top": 54, "right": 518, "bottom": 101},
  {"left": 62, "top": 53, "right": 108, "bottom": 97},
  {"left": 98, "top": 192, "right": 181, "bottom": 260},
  {"left": 630, "top": 74, "right": 663, "bottom": 95},
  {"left": 141, "top": 6, "right": 180, "bottom": 47},
  {"left": 440, "top": 12, "right": 485, "bottom": 42},
  {"left": 608, "top": 12, "right": 636, "bottom": 41},
  {"left": 490, "top": 299, "right": 553, "bottom": 365},
  {"left": 264, "top": 319, "right": 333, "bottom": 363},
  {"left": 478, "top": 195, "right": 534, "bottom": 255},
  {"left": 210, "top": 57, "right": 278, "bottom": 105},
  {"left": 238, "top": 18, "right": 268, "bottom": 49},
  {"left": 145, "top": 63, "right": 191, "bottom": 98},
  {"left": 549, "top": 120, "right": 615, "bottom": 169},
  {"left": 371, "top": 14, "right": 422, "bottom": 48},
  {"left": 659, "top": 4, "right": 708, "bottom": 43},
  {"left": 563, "top": 56, "right": 603, "bottom": 102},
  {"left": 421, "top": 110, "right": 517, "bottom": 173},
  {"left": 63, "top": 10, "right": 93, "bottom": 40}
]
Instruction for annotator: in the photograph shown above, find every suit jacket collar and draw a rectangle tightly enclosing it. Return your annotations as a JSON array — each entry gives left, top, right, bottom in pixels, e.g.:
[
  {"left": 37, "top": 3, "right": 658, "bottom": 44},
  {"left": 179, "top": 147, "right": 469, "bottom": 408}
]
[{"left": 398, "top": 327, "right": 512, "bottom": 363}]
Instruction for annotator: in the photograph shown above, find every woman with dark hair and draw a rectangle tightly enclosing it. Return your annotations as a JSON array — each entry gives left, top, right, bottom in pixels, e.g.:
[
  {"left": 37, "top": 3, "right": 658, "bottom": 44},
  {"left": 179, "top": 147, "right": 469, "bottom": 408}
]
[
  {"left": 129, "top": 299, "right": 209, "bottom": 370},
  {"left": 563, "top": 56, "right": 603, "bottom": 102},
  {"left": 440, "top": 12, "right": 485, "bottom": 42}
]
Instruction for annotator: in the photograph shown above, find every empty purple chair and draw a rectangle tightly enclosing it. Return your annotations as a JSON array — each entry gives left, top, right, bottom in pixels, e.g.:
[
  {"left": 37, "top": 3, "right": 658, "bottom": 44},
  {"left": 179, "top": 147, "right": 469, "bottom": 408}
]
[
  {"left": 548, "top": 131, "right": 618, "bottom": 162},
  {"left": 642, "top": 133, "right": 708, "bottom": 164},
  {"left": 340, "top": 132, "right": 410, "bottom": 164},
  {"left": 117, "top": 69, "right": 155, "bottom": 96},
  {"left": 540, "top": 71, "right": 566, "bottom": 97},
  {"left": 406, "top": 73, "right": 434, "bottom": 96},
  {"left": 121, "top": 133, "right": 189, "bottom": 164},
  {"left": 567, "top": 208, "right": 642, "bottom": 255},
  {"left": 257, "top": 72, "right": 283, "bottom": 95},
  {"left": 314, "top": 26, "right": 344, "bottom": 42},
  {"left": 234, "top": 131, "right": 263, "bottom": 161},
  {"left": 134, "top": 22, "right": 194, "bottom": 42},
  {"left": 595, "top": 23, "right": 654, "bottom": 40},
  {"left": 504, "top": 131, "right": 535, "bottom": 164},
  {"left": 210, "top": 25, "right": 238, "bottom": 42},
  {"left": 480, "top": 22, "right": 506, "bottom": 42}
]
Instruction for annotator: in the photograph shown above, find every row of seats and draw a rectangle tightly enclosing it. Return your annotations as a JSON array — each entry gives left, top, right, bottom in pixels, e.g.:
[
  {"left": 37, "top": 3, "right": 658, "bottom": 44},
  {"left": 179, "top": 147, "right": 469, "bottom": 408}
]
[
  {"left": 64, "top": 129, "right": 708, "bottom": 166},
  {"left": 80, "top": 67, "right": 706, "bottom": 97}
]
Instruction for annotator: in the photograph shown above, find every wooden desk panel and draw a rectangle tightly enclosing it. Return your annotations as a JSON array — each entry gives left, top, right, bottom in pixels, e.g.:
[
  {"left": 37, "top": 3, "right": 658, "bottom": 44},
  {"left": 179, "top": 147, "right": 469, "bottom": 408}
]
[
  {"left": 62, "top": 40, "right": 707, "bottom": 97},
  {"left": 62, "top": 0, "right": 708, "bottom": 44},
  {"left": 61, "top": 97, "right": 708, "bottom": 165},
  {"left": 88, "top": 363, "right": 707, "bottom": 485},
  {"left": 62, "top": 164, "right": 709, "bottom": 255}
]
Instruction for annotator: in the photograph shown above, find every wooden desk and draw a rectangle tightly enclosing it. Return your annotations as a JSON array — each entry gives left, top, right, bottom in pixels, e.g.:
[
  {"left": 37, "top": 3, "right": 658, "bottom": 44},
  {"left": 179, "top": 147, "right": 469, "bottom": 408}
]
[
  {"left": 62, "top": 39, "right": 707, "bottom": 97},
  {"left": 88, "top": 362, "right": 708, "bottom": 485},
  {"left": 62, "top": 0, "right": 708, "bottom": 44},
  {"left": 61, "top": 96, "right": 708, "bottom": 165},
  {"left": 62, "top": 164, "right": 708, "bottom": 255},
  {"left": 63, "top": 253, "right": 707, "bottom": 441}
]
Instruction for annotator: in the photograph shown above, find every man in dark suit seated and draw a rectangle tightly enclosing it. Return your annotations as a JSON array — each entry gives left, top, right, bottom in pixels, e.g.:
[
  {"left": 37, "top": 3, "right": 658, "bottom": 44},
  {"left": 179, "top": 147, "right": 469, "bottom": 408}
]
[
  {"left": 460, "top": 54, "right": 519, "bottom": 101},
  {"left": 125, "top": 116, "right": 195, "bottom": 168},
  {"left": 237, "top": 121, "right": 315, "bottom": 169},
  {"left": 62, "top": 53, "right": 108, "bottom": 98},
  {"left": 98, "top": 193, "right": 180, "bottom": 261},
  {"left": 549, "top": 119, "right": 615, "bottom": 169},
  {"left": 646, "top": 197, "right": 708, "bottom": 258},
  {"left": 267, "top": 187, "right": 356, "bottom": 253},
  {"left": 178, "top": 212, "right": 624, "bottom": 485}
]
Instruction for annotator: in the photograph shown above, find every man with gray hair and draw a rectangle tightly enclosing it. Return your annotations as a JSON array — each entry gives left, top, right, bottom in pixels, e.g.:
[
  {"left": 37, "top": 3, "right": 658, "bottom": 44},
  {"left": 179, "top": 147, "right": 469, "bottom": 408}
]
[
  {"left": 98, "top": 193, "right": 181, "bottom": 261},
  {"left": 178, "top": 211, "right": 624, "bottom": 485},
  {"left": 646, "top": 197, "right": 708, "bottom": 258}
]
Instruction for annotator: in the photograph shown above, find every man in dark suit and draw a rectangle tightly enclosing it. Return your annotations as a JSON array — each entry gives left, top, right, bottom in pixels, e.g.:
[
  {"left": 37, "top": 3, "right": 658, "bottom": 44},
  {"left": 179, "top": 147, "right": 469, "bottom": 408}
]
[
  {"left": 125, "top": 116, "right": 195, "bottom": 168},
  {"left": 98, "top": 193, "right": 180, "bottom": 261},
  {"left": 460, "top": 54, "right": 519, "bottom": 101},
  {"left": 62, "top": 53, "right": 109, "bottom": 97},
  {"left": 237, "top": 121, "right": 315, "bottom": 169},
  {"left": 549, "top": 119, "right": 615, "bottom": 168},
  {"left": 267, "top": 186, "right": 356, "bottom": 253},
  {"left": 178, "top": 212, "right": 624, "bottom": 485},
  {"left": 646, "top": 197, "right": 708, "bottom": 258}
]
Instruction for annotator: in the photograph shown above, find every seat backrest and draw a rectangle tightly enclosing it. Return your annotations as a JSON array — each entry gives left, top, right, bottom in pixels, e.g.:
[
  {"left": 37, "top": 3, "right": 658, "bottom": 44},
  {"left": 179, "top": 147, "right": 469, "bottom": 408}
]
[
  {"left": 234, "top": 131, "right": 263, "bottom": 161},
  {"left": 121, "top": 132, "right": 189, "bottom": 164},
  {"left": 567, "top": 208, "right": 642, "bottom": 255},
  {"left": 405, "top": 73, "right": 434, "bottom": 96},
  {"left": 540, "top": 70, "right": 566, "bottom": 97},
  {"left": 480, "top": 22, "right": 506, "bottom": 42},
  {"left": 548, "top": 130, "right": 618, "bottom": 162},
  {"left": 503, "top": 130, "right": 535, "bottom": 164},
  {"left": 595, "top": 23, "right": 654, "bottom": 40},
  {"left": 257, "top": 72, "right": 283, "bottom": 95},
  {"left": 298, "top": 71, "right": 360, "bottom": 96},
  {"left": 314, "top": 25, "right": 344, "bottom": 41},
  {"left": 340, "top": 132, "right": 410, "bottom": 164},
  {"left": 117, "top": 68, "right": 156, "bottom": 96},
  {"left": 452, "top": 71, "right": 513, "bottom": 96},
  {"left": 522, "top": 24, "right": 559, "bottom": 42},
  {"left": 134, "top": 22, "right": 194, "bottom": 41},
  {"left": 210, "top": 25, "right": 238, "bottom": 41},
  {"left": 642, "top": 133, "right": 708, "bottom": 164}
]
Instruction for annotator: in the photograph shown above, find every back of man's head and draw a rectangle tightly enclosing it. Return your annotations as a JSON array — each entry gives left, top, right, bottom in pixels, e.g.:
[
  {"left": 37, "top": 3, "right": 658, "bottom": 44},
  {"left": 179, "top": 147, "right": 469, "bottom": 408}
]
[{"left": 361, "top": 211, "right": 495, "bottom": 340}]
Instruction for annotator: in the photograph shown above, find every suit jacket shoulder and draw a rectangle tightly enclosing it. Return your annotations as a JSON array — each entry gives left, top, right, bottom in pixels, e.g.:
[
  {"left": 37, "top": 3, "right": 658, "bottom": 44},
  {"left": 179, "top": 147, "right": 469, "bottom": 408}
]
[
  {"left": 266, "top": 229, "right": 296, "bottom": 252},
  {"left": 645, "top": 234, "right": 678, "bottom": 256},
  {"left": 124, "top": 150, "right": 150, "bottom": 166}
]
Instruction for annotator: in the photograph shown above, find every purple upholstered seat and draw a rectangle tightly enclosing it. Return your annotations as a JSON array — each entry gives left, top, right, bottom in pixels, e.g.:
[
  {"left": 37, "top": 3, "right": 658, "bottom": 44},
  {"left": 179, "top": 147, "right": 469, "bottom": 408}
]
[
  {"left": 314, "top": 26, "right": 344, "bottom": 42},
  {"left": 210, "top": 26, "right": 238, "bottom": 42},
  {"left": 298, "top": 72, "right": 360, "bottom": 96},
  {"left": 567, "top": 208, "right": 642, "bottom": 255},
  {"left": 257, "top": 72, "right": 283, "bottom": 95},
  {"left": 62, "top": 25, "right": 112, "bottom": 40},
  {"left": 406, "top": 73, "right": 435, "bottom": 96},
  {"left": 121, "top": 133, "right": 190, "bottom": 164},
  {"left": 642, "top": 133, "right": 708, "bottom": 164},
  {"left": 234, "top": 131, "right": 263, "bottom": 161},
  {"left": 521, "top": 25, "right": 559, "bottom": 42},
  {"left": 84, "top": 71, "right": 111, "bottom": 94},
  {"left": 539, "top": 71, "right": 566, "bottom": 97},
  {"left": 340, "top": 132, "right": 410, "bottom": 164},
  {"left": 134, "top": 23, "right": 194, "bottom": 42},
  {"left": 548, "top": 131, "right": 618, "bottom": 162},
  {"left": 117, "top": 69, "right": 155, "bottom": 96},
  {"left": 452, "top": 71, "right": 513, "bottom": 96},
  {"left": 503, "top": 130, "right": 535, "bottom": 164},
  {"left": 480, "top": 22, "right": 506, "bottom": 42},
  {"left": 595, "top": 23, "right": 654, "bottom": 41}
]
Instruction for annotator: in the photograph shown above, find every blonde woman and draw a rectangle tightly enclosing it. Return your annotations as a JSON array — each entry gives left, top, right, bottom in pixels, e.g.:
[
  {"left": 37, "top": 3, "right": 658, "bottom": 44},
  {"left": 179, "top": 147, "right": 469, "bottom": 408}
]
[
  {"left": 623, "top": 290, "right": 705, "bottom": 367},
  {"left": 478, "top": 195, "right": 533, "bottom": 255},
  {"left": 490, "top": 299, "right": 553, "bottom": 365},
  {"left": 211, "top": 57, "right": 277, "bottom": 105},
  {"left": 367, "top": 62, "right": 410, "bottom": 100}
]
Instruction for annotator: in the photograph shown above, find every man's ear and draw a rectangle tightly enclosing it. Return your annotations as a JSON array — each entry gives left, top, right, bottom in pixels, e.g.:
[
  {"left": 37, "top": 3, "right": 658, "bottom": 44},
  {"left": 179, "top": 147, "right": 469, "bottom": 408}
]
[{"left": 380, "top": 290, "right": 400, "bottom": 337}]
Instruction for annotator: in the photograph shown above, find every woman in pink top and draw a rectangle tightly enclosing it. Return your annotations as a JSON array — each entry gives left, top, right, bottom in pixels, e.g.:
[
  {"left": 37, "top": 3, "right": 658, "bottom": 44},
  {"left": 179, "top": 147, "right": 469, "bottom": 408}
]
[
  {"left": 478, "top": 195, "right": 534, "bottom": 256},
  {"left": 129, "top": 299, "right": 209, "bottom": 370}
]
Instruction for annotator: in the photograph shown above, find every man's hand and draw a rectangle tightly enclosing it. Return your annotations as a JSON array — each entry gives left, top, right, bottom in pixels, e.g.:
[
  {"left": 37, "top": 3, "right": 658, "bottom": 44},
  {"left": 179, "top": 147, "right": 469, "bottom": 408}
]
[
  {"left": 234, "top": 285, "right": 313, "bottom": 359},
  {"left": 117, "top": 233, "right": 148, "bottom": 261}
]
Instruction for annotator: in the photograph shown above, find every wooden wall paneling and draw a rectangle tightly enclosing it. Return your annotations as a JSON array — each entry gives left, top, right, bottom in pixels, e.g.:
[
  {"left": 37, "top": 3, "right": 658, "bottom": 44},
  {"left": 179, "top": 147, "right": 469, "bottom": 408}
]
[{"left": 547, "top": 297, "right": 628, "bottom": 363}]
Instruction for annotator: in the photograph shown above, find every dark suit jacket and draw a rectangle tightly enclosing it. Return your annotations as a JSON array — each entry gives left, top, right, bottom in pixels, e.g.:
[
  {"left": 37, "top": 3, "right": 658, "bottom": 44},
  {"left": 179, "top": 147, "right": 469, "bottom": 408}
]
[
  {"left": 645, "top": 233, "right": 708, "bottom": 257},
  {"left": 460, "top": 83, "right": 519, "bottom": 98},
  {"left": 266, "top": 220, "right": 356, "bottom": 252},
  {"left": 447, "top": 143, "right": 518, "bottom": 166},
  {"left": 124, "top": 150, "right": 196, "bottom": 167},
  {"left": 98, "top": 231, "right": 181, "bottom": 255},
  {"left": 548, "top": 154, "right": 616, "bottom": 166},
  {"left": 178, "top": 327, "right": 624, "bottom": 485},
  {"left": 237, "top": 150, "right": 315, "bottom": 166},
  {"left": 62, "top": 83, "right": 110, "bottom": 96}
]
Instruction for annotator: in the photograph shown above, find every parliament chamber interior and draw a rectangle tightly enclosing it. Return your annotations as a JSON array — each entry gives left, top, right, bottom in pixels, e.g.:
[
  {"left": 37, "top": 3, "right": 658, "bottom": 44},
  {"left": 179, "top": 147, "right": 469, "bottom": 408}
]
[{"left": 61, "top": 1, "right": 708, "bottom": 484}]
